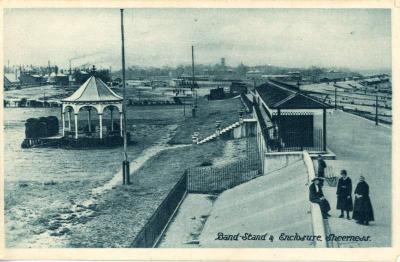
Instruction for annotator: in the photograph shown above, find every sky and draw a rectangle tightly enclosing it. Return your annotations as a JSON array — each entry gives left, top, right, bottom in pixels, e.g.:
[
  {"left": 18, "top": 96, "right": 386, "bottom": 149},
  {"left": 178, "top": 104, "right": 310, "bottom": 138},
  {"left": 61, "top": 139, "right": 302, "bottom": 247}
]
[{"left": 3, "top": 8, "right": 391, "bottom": 71}]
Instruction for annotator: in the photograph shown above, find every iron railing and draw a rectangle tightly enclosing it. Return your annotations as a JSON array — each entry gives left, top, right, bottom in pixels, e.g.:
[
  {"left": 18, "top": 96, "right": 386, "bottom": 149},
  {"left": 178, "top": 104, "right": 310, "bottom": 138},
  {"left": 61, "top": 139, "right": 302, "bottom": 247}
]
[
  {"left": 253, "top": 100, "right": 271, "bottom": 149},
  {"left": 278, "top": 128, "right": 324, "bottom": 152},
  {"left": 240, "top": 93, "right": 253, "bottom": 113},
  {"left": 132, "top": 173, "right": 187, "bottom": 247},
  {"left": 187, "top": 137, "right": 261, "bottom": 193}
]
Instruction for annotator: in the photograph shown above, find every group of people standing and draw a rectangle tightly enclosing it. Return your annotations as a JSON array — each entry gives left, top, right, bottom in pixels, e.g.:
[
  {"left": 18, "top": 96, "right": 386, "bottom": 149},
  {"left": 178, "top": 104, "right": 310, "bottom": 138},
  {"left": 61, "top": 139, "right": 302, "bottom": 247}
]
[{"left": 309, "top": 155, "right": 374, "bottom": 226}]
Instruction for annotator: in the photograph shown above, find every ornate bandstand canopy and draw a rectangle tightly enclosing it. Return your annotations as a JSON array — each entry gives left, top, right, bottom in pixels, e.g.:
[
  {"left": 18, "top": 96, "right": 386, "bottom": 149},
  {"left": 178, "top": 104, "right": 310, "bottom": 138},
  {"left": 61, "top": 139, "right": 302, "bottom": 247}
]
[{"left": 61, "top": 76, "right": 124, "bottom": 139}]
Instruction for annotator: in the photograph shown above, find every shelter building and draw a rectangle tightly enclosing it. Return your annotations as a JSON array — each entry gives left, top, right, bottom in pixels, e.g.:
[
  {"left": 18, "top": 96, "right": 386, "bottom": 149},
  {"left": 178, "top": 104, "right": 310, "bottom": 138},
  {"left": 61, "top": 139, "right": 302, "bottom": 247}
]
[{"left": 254, "top": 80, "right": 332, "bottom": 152}]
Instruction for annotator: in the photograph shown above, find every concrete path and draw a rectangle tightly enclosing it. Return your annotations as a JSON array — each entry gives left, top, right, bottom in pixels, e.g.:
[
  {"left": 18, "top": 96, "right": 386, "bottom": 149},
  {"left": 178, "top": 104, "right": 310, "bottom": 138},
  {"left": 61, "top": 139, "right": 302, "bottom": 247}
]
[
  {"left": 158, "top": 194, "right": 215, "bottom": 248},
  {"left": 199, "top": 160, "right": 314, "bottom": 248},
  {"left": 318, "top": 110, "right": 391, "bottom": 247}
]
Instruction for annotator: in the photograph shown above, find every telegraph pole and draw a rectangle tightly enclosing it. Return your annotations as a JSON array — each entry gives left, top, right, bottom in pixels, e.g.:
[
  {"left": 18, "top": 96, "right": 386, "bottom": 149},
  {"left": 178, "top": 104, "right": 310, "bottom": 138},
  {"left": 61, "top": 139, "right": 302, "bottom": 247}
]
[{"left": 121, "top": 9, "right": 130, "bottom": 185}]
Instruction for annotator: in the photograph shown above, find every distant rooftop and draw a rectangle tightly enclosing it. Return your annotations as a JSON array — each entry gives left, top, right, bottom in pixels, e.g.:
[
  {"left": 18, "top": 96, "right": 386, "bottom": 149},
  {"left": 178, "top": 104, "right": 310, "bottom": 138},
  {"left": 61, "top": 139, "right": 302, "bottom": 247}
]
[{"left": 4, "top": 73, "right": 19, "bottom": 83}]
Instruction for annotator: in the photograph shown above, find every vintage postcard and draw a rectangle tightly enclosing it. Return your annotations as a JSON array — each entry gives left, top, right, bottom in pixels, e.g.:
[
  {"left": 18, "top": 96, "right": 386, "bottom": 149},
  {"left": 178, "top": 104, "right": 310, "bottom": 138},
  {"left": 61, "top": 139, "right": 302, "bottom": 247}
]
[{"left": 0, "top": 0, "right": 399, "bottom": 261}]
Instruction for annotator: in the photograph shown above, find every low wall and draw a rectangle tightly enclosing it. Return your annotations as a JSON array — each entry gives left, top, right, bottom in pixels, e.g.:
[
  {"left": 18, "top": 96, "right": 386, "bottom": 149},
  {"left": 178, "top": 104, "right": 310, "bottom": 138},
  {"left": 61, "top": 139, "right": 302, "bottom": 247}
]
[
  {"left": 264, "top": 151, "right": 303, "bottom": 174},
  {"left": 303, "top": 150, "right": 328, "bottom": 248},
  {"left": 232, "top": 119, "right": 256, "bottom": 139}
]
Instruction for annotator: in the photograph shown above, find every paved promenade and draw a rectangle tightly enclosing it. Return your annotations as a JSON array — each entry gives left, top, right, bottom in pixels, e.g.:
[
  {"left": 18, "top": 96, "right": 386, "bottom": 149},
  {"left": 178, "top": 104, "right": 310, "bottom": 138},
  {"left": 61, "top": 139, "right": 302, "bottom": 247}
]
[{"left": 318, "top": 110, "right": 391, "bottom": 247}]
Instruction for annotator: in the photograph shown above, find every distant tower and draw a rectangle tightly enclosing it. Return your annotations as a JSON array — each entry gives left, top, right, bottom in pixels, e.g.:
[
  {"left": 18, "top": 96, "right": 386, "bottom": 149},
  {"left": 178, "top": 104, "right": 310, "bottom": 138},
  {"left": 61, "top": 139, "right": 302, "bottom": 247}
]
[{"left": 221, "top": 57, "right": 225, "bottom": 67}]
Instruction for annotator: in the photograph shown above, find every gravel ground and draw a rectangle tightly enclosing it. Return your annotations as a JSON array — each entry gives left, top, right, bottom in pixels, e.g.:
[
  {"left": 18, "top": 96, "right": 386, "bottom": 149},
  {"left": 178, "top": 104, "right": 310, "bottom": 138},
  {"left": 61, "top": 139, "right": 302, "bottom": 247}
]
[{"left": 4, "top": 122, "right": 177, "bottom": 248}]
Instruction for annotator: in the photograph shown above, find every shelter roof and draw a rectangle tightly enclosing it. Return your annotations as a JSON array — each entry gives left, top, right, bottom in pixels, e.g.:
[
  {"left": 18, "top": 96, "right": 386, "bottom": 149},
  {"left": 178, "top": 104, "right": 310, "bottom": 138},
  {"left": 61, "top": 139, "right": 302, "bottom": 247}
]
[
  {"left": 62, "top": 76, "right": 122, "bottom": 103},
  {"left": 255, "top": 81, "right": 331, "bottom": 109}
]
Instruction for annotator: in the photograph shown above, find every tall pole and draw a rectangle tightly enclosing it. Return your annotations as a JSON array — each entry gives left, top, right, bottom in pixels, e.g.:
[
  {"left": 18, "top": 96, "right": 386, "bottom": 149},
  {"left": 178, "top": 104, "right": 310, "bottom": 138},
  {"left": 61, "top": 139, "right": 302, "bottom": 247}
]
[
  {"left": 192, "top": 46, "right": 197, "bottom": 117},
  {"left": 191, "top": 46, "right": 195, "bottom": 90},
  {"left": 121, "top": 9, "right": 130, "bottom": 185},
  {"left": 334, "top": 86, "right": 337, "bottom": 110},
  {"left": 375, "top": 93, "right": 378, "bottom": 126}
]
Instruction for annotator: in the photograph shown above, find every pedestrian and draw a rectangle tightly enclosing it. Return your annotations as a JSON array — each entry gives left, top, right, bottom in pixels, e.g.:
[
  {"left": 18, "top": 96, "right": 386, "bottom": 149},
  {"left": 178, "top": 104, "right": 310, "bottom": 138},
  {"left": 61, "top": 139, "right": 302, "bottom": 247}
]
[
  {"left": 353, "top": 176, "right": 374, "bottom": 225},
  {"left": 309, "top": 177, "right": 331, "bottom": 219},
  {"left": 336, "top": 170, "right": 353, "bottom": 219},
  {"left": 317, "top": 155, "right": 327, "bottom": 177},
  {"left": 317, "top": 155, "right": 327, "bottom": 185}
]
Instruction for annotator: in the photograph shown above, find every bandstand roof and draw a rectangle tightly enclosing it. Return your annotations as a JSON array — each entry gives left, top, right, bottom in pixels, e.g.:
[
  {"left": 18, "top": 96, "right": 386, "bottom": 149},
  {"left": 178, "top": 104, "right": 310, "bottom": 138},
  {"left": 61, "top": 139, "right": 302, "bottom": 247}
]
[{"left": 62, "top": 76, "right": 122, "bottom": 103}]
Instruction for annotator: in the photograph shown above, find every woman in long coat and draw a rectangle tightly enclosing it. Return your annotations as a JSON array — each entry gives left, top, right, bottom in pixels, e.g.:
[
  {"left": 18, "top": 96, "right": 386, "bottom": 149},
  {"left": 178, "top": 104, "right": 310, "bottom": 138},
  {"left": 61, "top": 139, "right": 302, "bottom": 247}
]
[
  {"left": 336, "top": 170, "right": 353, "bottom": 219},
  {"left": 353, "top": 176, "right": 374, "bottom": 225}
]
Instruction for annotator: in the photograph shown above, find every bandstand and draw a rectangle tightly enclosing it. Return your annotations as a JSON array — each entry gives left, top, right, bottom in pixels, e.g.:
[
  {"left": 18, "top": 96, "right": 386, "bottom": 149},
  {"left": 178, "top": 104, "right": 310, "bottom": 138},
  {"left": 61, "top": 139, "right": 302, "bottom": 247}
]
[{"left": 61, "top": 76, "right": 124, "bottom": 140}]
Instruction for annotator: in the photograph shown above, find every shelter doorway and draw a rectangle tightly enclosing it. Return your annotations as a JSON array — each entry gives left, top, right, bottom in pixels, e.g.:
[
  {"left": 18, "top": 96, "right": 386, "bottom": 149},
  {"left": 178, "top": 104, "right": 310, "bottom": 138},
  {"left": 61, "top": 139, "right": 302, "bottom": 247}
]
[{"left": 279, "top": 115, "right": 314, "bottom": 148}]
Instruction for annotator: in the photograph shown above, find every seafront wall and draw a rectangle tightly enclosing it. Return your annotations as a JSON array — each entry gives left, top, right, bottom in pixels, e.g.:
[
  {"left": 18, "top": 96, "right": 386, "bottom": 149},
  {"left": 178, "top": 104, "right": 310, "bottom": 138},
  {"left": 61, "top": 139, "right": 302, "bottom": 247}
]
[
  {"left": 264, "top": 151, "right": 303, "bottom": 174},
  {"left": 303, "top": 150, "right": 328, "bottom": 248}
]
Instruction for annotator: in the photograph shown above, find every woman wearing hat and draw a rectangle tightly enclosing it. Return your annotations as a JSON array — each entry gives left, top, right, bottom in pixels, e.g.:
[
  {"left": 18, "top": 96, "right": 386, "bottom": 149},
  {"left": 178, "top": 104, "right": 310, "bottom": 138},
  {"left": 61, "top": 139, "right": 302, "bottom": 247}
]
[
  {"left": 336, "top": 170, "right": 353, "bottom": 219},
  {"left": 353, "top": 176, "right": 374, "bottom": 225}
]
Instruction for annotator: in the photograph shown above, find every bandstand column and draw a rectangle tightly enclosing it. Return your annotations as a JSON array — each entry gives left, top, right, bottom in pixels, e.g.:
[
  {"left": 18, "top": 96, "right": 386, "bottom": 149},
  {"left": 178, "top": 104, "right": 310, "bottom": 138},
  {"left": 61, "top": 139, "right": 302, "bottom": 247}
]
[
  {"left": 110, "top": 109, "right": 114, "bottom": 131},
  {"left": 120, "top": 112, "right": 123, "bottom": 137},
  {"left": 68, "top": 110, "right": 72, "bottom": 130},
  {"left": 99, "top": 113, "right": 103, "bottom": 139},
  {"left": 74, "top": 113, "right": 78, "bottom": 139},
  {"left": 62, "top": 111, "right": 65, "bottom": 136},
  {"left": 88, "top": 108, "right": 92, "bottom": 133}
]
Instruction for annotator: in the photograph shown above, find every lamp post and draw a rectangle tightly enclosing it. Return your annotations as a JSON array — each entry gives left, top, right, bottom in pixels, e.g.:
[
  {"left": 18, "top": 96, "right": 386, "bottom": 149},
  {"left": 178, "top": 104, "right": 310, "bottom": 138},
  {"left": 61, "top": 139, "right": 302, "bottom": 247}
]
[
  {"left": 120, "top": 9, "right": 130, "bottom": 185},
  {"left": 215, "top": 120, "right": 221, "bottom": 136},
  {"left": 239, "top": 109, "right": 244, "bottom": 124}
]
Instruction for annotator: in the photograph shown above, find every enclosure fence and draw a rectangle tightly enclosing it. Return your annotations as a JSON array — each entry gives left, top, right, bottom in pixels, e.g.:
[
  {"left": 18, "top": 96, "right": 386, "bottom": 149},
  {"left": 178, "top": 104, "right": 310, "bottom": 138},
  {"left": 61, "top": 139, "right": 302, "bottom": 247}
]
[{"left": 187, "top": 138, "right": 261, "bottom": 193}]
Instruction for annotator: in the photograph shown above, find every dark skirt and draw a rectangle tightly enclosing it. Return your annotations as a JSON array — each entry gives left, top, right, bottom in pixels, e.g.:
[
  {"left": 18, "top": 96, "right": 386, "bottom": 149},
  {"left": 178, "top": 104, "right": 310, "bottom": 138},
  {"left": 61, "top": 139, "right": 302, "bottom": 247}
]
[
  {"left": 337, "top": 195, "right": 353, "bottom": 211},
  {"left": 353, "top": 196, "right": 374, "bottom": 222}
]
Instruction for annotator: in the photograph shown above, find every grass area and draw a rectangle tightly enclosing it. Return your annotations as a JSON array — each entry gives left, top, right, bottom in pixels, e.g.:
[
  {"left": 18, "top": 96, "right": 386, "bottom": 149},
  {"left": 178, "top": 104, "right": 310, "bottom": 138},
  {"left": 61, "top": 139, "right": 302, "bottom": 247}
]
[{"left": 169, "top": 96, "right": 246, "bottom": 144}]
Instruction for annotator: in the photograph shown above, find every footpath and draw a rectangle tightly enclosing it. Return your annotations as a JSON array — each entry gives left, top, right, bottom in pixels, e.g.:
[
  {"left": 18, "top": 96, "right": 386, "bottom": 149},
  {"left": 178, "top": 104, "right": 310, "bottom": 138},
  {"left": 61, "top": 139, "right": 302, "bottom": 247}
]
[{"left": 315, "top": 110, "right": 391, "bottom": 247}]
